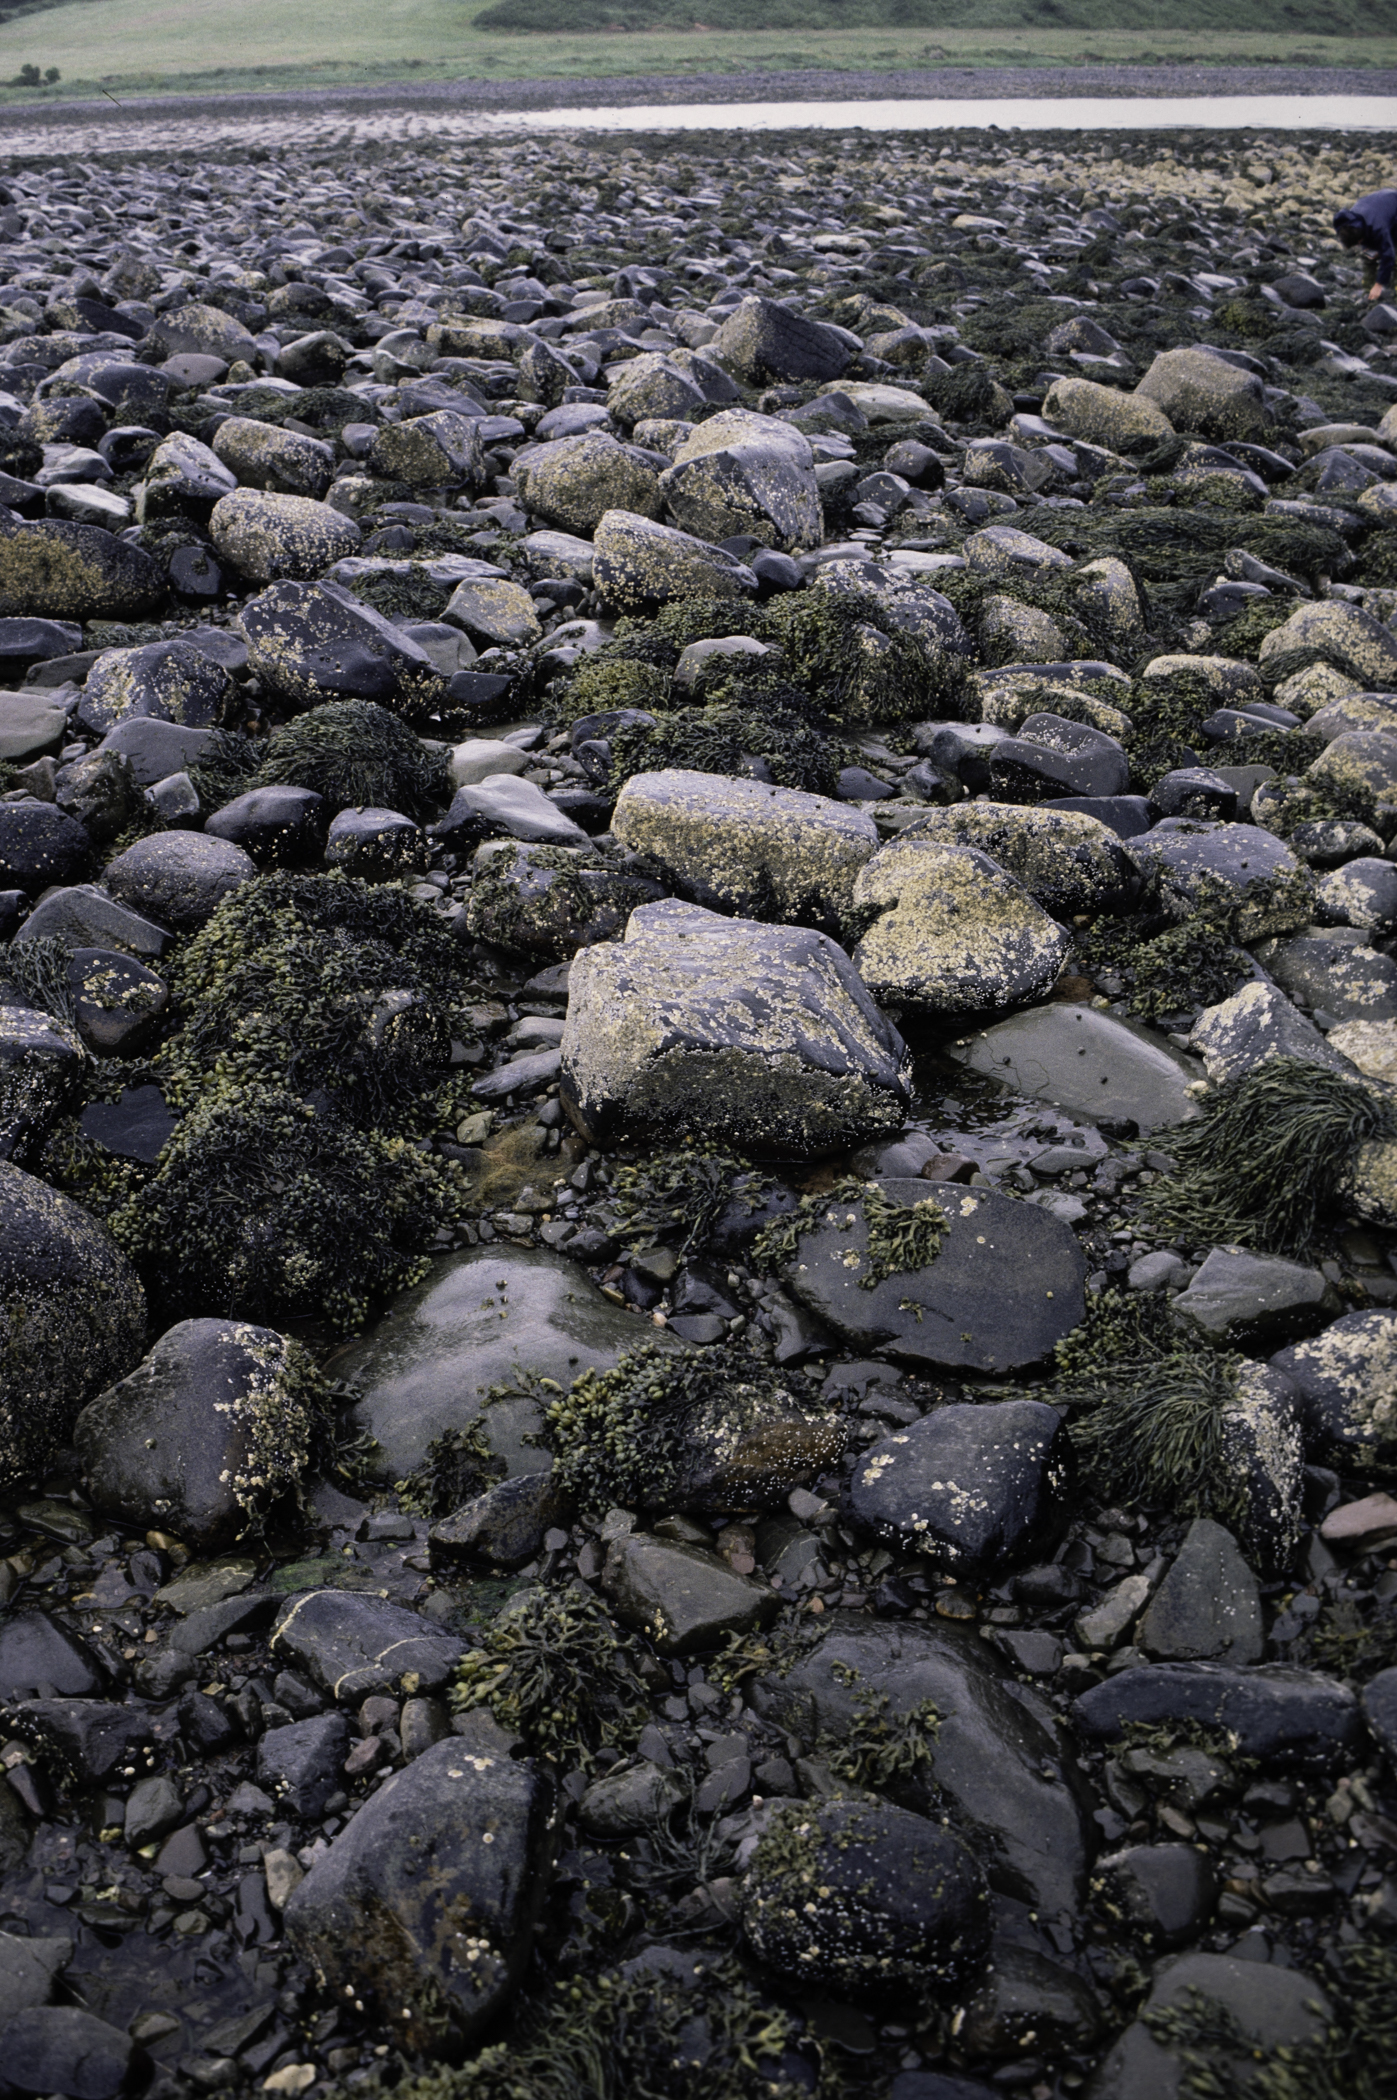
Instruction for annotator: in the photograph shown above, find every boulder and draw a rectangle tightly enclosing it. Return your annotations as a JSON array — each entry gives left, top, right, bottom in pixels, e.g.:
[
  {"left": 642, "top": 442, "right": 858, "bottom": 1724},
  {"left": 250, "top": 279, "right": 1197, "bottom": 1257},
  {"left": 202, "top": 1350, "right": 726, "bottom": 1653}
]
[
  {"left": 1188, "top": 980, "right": 1357, "bottom": 1085},
  {"left": 846, "top": 1400, "right": 1073, "bottom": 1574},
  {"left": 602, "top": 1533, "right": 779, "bottom": 1654},
  {"left": 850, "top": 838, "right": 1070, "bottom": 1016},
  {"left": 1086, "top": 1952, "right": 1329, "bottom": 2100},
  {"left": 515, "top": 432, "right": 663, "bottom": 536},
  {"left": 368, "top": 410, "right": 485, "bottom": 492},
  {"left": 658, "top": 408, "right": 822, "bottom": 553},
  {"left": 1042, "top": 376, "right": 1173, "bottom": 451},
  {"left": 0, "top": 1006, "right": 86, "bottom": 1165},
  {"left": 749, "top": 1615, "right": 1095, "bottom": 1914},
  {"left": 779, "top": 1182, "right": 1085, "bottom": 1374},
  {"left": 901, "top": 803, "right": 1137, "bottom": 918},
  {"left": 611, "top": 769, "right": 878, "bottom": 933},
  {"left": 0, "top": 804, "right": 90, "bottom": 897},
  {"left": 271, "top": 1590, "right": 464, "bottom": 1704},
  {"left": 742, "top": 1798, "right": 990, "bottom": 2001},
  {"left": 1257, "top": 598, "right": 1397, "bottom": 690},
  {"left": 77, "top": 636, "right": 234, "bottom": 735},
  {"left": 75, "top": 1318, "right": 323, "bottom": 1550},
  {"left": 591, "top": 510, "right": 758, "bottom": 614},
  {"left": 284, "top": 1738, "right": 554, "bottom": 2056},
  {"left": 239, "top": 579, "right": 446, "bottom": 717},
  {"left": 102, "top": 831, "right": 254, "bottom": 933},
  {"left": 950, "top": 1005, "right": 1202, "bottom": 1133},
  {"left": 1135, "top": 347, "right": 1272, "bottom": 441},
  {"left": 1253, "top": 925, "right": 1397, "bottom": 1025},
  {"left": 560, "top": 899, "right": 910, "bottom": 1154},
  {"left": 1271, "top": 1309, "right": 1397, "bottom": 1464},
  {"left": 1072, "top": 1660, "right": 1361, "bottom": 1769},
  {"left": 1128, "top": 820, "right": 1313, "bottom": 940},
  {"left": 708, "top": 295, "right": 852, "bottom": 385},
  {"left": 209, "top": 490, "right": 362, "bottom": 583},
  {"left": 1137, "top": 1518, "right": 1264, "bottom": 1665},
  {"left": 211, "top": 416, "right": 336, "bottom": 500}
]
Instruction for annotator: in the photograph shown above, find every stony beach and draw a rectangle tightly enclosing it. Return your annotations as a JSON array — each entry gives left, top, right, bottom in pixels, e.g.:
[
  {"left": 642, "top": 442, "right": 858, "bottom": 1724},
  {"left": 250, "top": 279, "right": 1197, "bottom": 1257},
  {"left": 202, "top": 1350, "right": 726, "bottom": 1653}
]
[{"left": 0, "top": 109, "right": 1395, "bottom": 2100}]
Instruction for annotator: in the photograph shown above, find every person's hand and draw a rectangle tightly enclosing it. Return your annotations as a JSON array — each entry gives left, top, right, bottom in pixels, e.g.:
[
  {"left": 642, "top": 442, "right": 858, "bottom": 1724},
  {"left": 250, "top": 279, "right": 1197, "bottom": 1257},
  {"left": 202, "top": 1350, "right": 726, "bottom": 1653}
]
[{"left": 1371, "top": 282, "right": 1389, "bottom": 302}]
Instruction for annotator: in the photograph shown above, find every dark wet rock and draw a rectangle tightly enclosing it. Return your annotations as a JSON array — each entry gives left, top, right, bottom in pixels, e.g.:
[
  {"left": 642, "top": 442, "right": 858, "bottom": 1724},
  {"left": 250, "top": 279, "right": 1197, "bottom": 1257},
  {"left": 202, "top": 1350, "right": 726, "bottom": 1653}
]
[
  {"left": 7, "top": 1701, "right": 150, "bottom": 1787},
  {"left": 658, "top": 409, "right": 821, "bottom": 553},
  {"left": 780, "top": 1184, "right": 1084, "bottom": 1374},
  {"left": 94, "top": 716, "right": 214, "bottom": 788},
  {"left": 0, "top": 1005, "right": 85, "bottom": 1165},
  {"left": 0, "top": 803, "right": 90, "bottom": 897},
  {"left": 0, "top": 1934, "right": 69, "bottom": 2023},
  {"left": 271, "top": 1589, "right": 465, "bottom": 1703},
  {"left": 1138, "top": 1519, "right": 1263, "bottom": 1666},
  {"left": 0, "top": 692, "right": 70, "bottom": 766},
  {"left": 750, "top": 1615, "right": 1094, "bottom": 1915},
  {"left": 204, "top": 784, "right": 326, "bottom": 866},
  {"left": 990, "top": 715, "right": 1131, "bottom": 802},
  {"left": 429, "top": 1473, "right": 572, "bottom": 1570},
  {"left": 325, "top": 805, "right": 428, "bottom": 882},
  {"left": 337, "top": 1244, "right": 681, "bottom": 1482},
  {"left": 65, "top": 948, "right": 167, "bottom": 1057},
  {"left": 102, "top": 830, "right": 255, "bottom": 931},
  {"left": 1072, "top": 1661, "right": 1363, "bottom": 1770},
  {"left": 1129, "top": 820, "right": 1313, "bottom": 939},
  {"left": 1253, "top": 924, "right": 1397, "bottom": 1025},
  {"left": 709, "top": 295, "right": 852, "bottom": 386},
  {"left": 258, "top": 1713, "right": 351, "bottom": 1818},
  {"left": 0, "top": 1611, "right": 105, "bottom": 1700},
  {"left": 1171, "top": 1248, "right": 1339, "bottom": 1350},
  {"left": 846, "top": 1400, "right": 1073, "bottom": 1575},
  {"left": 952, "top": 1004, "right": 1202, "bottom": 1133},
  {"left": 602, "top": 1533, "right": 779, "bottom": 1655},
  {"left": 240, "top": 579, "right": 446, "bottom": 717},
  {"left": 1093, "top": 1844, "right": 1217, "bottom": 1951},
  {"left": 0, "top": 1161, "right": 145, "bottom": 1487},
  {"left": 78, "top": 1084, "right": 175, "bottom": 1164},
  {"left": 434, "top": 774, "right": 588, "bottom": 851},
  {"left": 464, "top": 839, "right": 664, "bottom": 959},
  {"left": 284, "top": 1737, "right": 554, "bottom": 2055},
  {"left": 1364, "top": 1667, "right": 1397, "bottom": 1767},
  {"left": 1087, "top": 1951, "right": 1330, "bottom": 2100},
  {"left": 957, "top": 1942, "right": 1103, "bottom": 2058},
  {"left": 0, "top": 2007, "right": 146, "bottom": 2100},
  {"left": 75, "top": 1317, "right": 324, "bottom": 1550},
  {"left": 1271, "top": 1310, "right": 1397, "bottom": 1464},
  {"left": 742, "top": 1797, "right": 990, "bottom": 2001},
  {"left": 578, "top": 1758, "right": 686, "bottom": 1838},
  {"left": 561, "top": 899, "right": 909, "bottom": 1155},
  {"left": 851, "top": 838, "right": 1070, "bottom": 1016}
]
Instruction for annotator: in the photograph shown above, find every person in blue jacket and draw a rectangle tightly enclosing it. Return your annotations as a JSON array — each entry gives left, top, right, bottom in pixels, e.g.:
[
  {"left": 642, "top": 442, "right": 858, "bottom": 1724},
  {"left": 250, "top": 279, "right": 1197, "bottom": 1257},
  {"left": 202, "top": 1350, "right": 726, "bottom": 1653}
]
[{"left": 1333, "top": 191, "right": 1397, "bottom": 301}]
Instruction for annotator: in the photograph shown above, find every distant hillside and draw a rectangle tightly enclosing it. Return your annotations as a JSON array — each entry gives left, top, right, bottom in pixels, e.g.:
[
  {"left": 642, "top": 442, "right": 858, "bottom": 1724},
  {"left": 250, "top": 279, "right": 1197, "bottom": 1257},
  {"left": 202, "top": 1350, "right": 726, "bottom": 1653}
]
[{"left": 474, "top": 0, "right": 1397, "bottom": 29}]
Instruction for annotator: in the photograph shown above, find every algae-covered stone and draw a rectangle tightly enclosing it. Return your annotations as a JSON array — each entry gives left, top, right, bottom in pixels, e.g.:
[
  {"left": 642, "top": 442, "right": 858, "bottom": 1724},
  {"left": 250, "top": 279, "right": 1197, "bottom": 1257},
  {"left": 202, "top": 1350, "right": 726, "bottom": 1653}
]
[
  {"left": 211, "top": 416, "right": 335, "bottom": 500},
  {"left": 1140, "top": 653, "right": 1263, "bottom": 704},
  {"left": 1258, "top": 599, "right": 1397, "bottom": 690},
  {"left": 780, "top": 1181, "right": 1084, "bottom": 1373},
  {"left": 1072, "top": 555, "right": 1146, "bottom": 650},
  {"left": 514, "top": 433, "right": 663, "bottom": 537},
  {"left": 1306, "top": 727, "right": 1397, "bottom": 808},
  {"left": 137, "top": 432, "right": 238, "bottom": 519},
  {"left": 0, "top": 1005, "right": 85, "bottom": 1166},
  {"left": 1327, "top": 1016, "right": 1397, "bottom": 1084},
  {"left": 149, "top": 300, "right": 259, "bottom": 365},
  {"left": 903, "top": 802, "right": 1137, "bottom": 918},
  {"left": 367, "top": 410, "right": 486, "bottom": 492},
  {"left": 708, "top": 294, "right": 852, "bottom": 386},
  {"left": 560, "top": 898, "right": 909, "bottom": 1155},
  {"left": 336, "top": 1245, "right": 682, "bottom": 1482},
  {"left": 76, "top": 1318, "right": 323, "bottom": 1550},
  {"left": 657, "top": 408, "right": 822, "bottom": 553},
  {"left": 606, "top": 352, "right": 706, "bottom": 428},
  {"left": 0, "top": 1162, "right": 145, "bottom": 1488},
  {"left": 951, "top": 1004, "right": 1201, "bottom": 1133},
  {"left": 443, "top": 574, "right": 542, "bottom": 650},
  {"left": 1271, "top": 1310, "right": 1397, "bottom": 1465},
  {"left": 0, "top": 515, "right": 163, "bottom": 621},
  {"left": 1346, "top": 1135, "right": 1397, "bottom": 1227},
  {"left": 978, "top": 595, "right": 1068, "bottom": 665},
  {"left": 103, "top": 831, "right": 255, "bottom": 933},
  {"left": 963, "top": 524, "right": 1074, "bottom": 582},
  {"left": 601, "top": 1533, "right": 778, "bottom": 1654},
  {"left": 742, "top": 1798, "right": 991, "bottom": 2001},
  {"left": 1188, "top": 980, "right": 1357, "bottom": 1085},
  {"left": 611, "top": 769, "right": 878, "bottom": 932},
  {"left": 592, "top": 509, "right": 758, "bottom": 614},
  {"left": 1135, "top": 347, "right": 1272, "bottom": 441},
  {"left": 851, "top": 837, "right": 1070, "bottom": 1017},
  {"left": 1252, "top": 924, "right": 1397, "bottom": 1025},
  {"left": 465, "top": 840, "right": 663, "bottom": 958},
  {"left": 210, "top": 489, "right": 362, "bottom": 584},
  {"left": 1042, "top": 375, "right": 1173, "bottom": 451}
]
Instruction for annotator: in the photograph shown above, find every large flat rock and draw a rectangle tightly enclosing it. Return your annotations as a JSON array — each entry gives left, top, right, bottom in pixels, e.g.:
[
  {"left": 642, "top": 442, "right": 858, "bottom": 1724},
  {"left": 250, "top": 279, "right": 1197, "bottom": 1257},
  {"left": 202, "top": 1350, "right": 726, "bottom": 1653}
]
[{"left": 949, "top": 1004, "right": 1202, "bottom": 1134}]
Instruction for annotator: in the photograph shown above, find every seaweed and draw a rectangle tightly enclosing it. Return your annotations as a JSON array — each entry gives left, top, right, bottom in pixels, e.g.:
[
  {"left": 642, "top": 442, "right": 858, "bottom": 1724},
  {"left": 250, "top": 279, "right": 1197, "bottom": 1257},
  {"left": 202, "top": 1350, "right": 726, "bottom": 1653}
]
[
  {"left": 388, "top": 1956, "right": 807, "bottom": 2100},
  {"left": 819, "top": 1690, "right": 941, "bottom": 1795},
  {"left": 186, "top": 729, "right": 263, "bottom": 813},
  {"left": 396, "top": 1416, "right": 505, "bottom": 1519},
  {"left": 110, "top": 1081, "right": 466, "bottom": 1330},
  {"left": 449, "top": 1582, "right": 649, "bottom": 1766},
  {"left": 606, "top": 698, "right": 841, "bottom": 797},
  {"left": 605, "top": 1145, "right": 776, "bottom": 1257},
  {"left": 752, "top": 1179, "right": 949, "bottom": 1288},
  {"left": 253, "top": 700, "right": 450, "bottom": 819},
  {"left": 1146, "top": 1941, "right": 1397, "bottom": 2100},
  {"left": 1145, "top": 1057, "right": 1397, "bottom": 1256},
  {"left": 1077, "top": 906, "right": 1250, "bottom": 1023},
  {"left": 0, "top": 934, "right": 75, "bottom": 1025}
]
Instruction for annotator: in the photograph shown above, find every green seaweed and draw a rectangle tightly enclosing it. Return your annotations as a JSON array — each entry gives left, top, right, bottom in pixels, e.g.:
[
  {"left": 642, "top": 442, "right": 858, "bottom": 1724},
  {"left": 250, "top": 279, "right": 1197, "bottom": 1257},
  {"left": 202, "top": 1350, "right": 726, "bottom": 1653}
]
[
  {"left": 1145, "top": 1056, "right": 1397, "bottom": 1256},
  {"left": 449, "top": 1582, "right": 649, "bottom": 1766},
  {"left": 752, "top": 1179, "right": 950, "bottom": 1289},
  {"left": 1147, "top": 1942, "right": 1397, "bottom": 2100},
  {"left": 253, "top": 700, "right": 450, "bottom": 819},
  {"left": 605, "top": 1145, "right": 775, "bottom": 1257}
]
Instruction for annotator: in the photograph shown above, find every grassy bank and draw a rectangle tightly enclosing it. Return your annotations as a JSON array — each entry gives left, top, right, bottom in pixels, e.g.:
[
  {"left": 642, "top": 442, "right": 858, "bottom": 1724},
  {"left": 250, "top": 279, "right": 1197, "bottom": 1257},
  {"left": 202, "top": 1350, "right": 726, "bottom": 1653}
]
[{"left": 1, "top": 13, "right": 1397, "bottom": 108}]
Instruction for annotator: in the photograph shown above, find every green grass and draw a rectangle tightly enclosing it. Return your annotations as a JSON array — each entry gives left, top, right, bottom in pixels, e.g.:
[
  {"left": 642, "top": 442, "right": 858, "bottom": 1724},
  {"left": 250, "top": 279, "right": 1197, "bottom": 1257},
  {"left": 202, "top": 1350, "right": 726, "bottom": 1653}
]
[{"left": 0, "top": 1, "right": 1396, "bottom": 109}]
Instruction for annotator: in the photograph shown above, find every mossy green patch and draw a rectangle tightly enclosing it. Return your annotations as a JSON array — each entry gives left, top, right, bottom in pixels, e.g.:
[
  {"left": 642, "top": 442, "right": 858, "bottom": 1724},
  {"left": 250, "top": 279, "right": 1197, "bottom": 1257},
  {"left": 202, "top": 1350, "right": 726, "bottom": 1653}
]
[
  {"left": 450, "top": 1582, "right": 649, "bottom": 1766},
  {"left": 254, "top": 699, "right": 449, "bottom": 819}
]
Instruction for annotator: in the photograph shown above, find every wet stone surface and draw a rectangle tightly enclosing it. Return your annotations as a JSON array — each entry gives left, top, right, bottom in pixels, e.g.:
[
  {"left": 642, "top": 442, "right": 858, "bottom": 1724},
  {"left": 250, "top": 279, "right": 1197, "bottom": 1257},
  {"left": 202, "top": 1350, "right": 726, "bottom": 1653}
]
[{"left": 2, "top": 111, "right": 1397, "bottom": 2100}]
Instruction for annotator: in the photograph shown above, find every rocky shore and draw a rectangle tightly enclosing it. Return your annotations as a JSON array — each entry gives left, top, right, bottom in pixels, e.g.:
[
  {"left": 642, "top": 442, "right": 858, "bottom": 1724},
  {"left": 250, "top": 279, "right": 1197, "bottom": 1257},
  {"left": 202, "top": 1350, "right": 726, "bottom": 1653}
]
[{"left": 0, "top": 116, "right": 1396, "bottom": 2100}]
